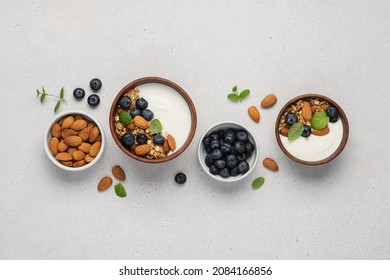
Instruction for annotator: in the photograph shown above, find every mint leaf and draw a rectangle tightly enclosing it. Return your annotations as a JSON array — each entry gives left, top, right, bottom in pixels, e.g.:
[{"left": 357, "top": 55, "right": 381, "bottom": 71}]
[
  {"left": 227, "top": 93, "right": 240, "bottom": 102},
  {"left": 232, "top": 85, "right": 237, "bottom": 92},
  {"left": 60, "top": 87, "right": 64, "bottom": 99},
  {"left": 36, "top": 89, "right": 40, "bottom": 97},
  {"left": 54, "top": 100, "right": 61, "bottom": 112},
  {"left": 119, "top": 111, "right": 132, "bottom": 125},
  {"left": 40, "top": 92, "right": 46, "bottom": 103},
  {"left": 310, "top": 111, "right": 329, "bottom": 130},
  {"left": 288, "top": 122, "right": 304, "bottom": 141},
  {"left": 252, "top": 177, "right": 265, "bottom": 189},
  {"left": 114, "top": 183, "right": 127, "bottom": 197},
  {"left": 150, "top": 119, "right": 163, "bottom": 134},
  {"left": 239, "top": 89, "right": 250, "bottom": 100}
]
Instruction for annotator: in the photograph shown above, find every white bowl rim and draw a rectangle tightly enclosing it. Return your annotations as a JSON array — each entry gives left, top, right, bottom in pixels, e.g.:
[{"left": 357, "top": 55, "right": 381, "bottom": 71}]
[
  {"left": 44, "top": 110, "right": 105, "bottom": 171},
  {"left": 198, "top": 121, "right": 259, "bottom": 182}
]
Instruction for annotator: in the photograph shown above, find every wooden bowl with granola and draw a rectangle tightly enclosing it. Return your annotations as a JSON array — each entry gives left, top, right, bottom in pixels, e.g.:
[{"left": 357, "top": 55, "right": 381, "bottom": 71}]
[
  {"left": 275, "top": 94, "right": 349, "bottom": 165},
  {"left": 109, "top": 77, "right": 197, "bottom": 163}
]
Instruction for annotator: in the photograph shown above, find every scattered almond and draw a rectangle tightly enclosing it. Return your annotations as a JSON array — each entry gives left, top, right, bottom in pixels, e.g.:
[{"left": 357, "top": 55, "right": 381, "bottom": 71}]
[
  {"left": 133, "top": 116, "right": 149, "bottom": 129},
  {"left": 167, "top": 134, "right": 176, "bottom": 151},
  {"left": 98, "top": 176, "right": 113, "bottom": 191},
  {"left": 279, "top": 127, "right": 289, "bottom": 137},
  {"left": 302, "top": 102, "right": 312, "bottom": 121},
  {"left": 56, "top": 152, "right": 73, "bottom": 162},
  {"left": 248, "top": 106, "right": 260, "bottom": 123},
  {"left": 263, "top": 158, "right": 279, "bottom": 171},
  {"left": 49, "top": 137, "right": 59, "bottom": 156},
  {"left": 70, "top": 119, "right": 87, "bottom": 131},
  {"left": 89, "top": 142, "right": 102, "bottom": 157},
  {"left": 112, "top": 165, "right": 126, "bottom": 180},
  {"left": 63, "top": 136, "right": 83, "bottom": 147},
  {"left": 312, "top": 126, "right": 330, "bottom": 136},
  {"left": 51, "top": 123, "right": 61, "bottom": 138},
  {"left": 261, "top": 93, "right": 277, "bottom": 108},
  {"left": 61, "top": 116, "right": 75, "bottom": 130},
  {"left": 135, "top": 144, "right": 151, "bottom": 156}
]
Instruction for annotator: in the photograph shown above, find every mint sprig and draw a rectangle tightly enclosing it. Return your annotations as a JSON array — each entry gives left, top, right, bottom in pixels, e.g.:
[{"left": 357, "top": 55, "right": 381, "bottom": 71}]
[
  {"left": 288, "top": 123, "right": 304, "bottom": 141},
  {"left": 36, "top": 87, "right": 67, "bottom": 113},
  {"left": 310, "top": 111, "right": 329, "bottom": 130},
  {"left": 150, "top": 119, "right": 163, "bottom": 134},
  {"left": 119, "top": 111, "right": 132, "bottom": 125},
  {"left": 227, "top": 86, "right": 250, "bottom": 102}
]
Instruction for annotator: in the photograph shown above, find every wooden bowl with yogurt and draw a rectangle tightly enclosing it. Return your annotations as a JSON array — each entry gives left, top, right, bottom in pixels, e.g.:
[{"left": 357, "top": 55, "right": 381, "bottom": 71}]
[
  {"left": 275, "top": 94, "right": 349, "bottom": 165},
  {"left": 109, "top": 77, "right": 197, "bottom": 163}
]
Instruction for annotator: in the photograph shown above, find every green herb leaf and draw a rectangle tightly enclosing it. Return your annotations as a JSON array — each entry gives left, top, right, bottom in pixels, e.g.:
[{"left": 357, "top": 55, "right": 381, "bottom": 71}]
[
  {"left": 227, "top": 93, "right": 240, "bottom": 102},
  {"left": 36, "top": 89, "right": 40, "bottom": 97},
  {"left": 310, "top": 111, "right": 329, "bottom": 130},
  {"left": 60, "top": 87, "right": 64, "bottom": 99},
  {"left": 114, "top": 183, "right": 127, "bottom": 198},
  {"left": 239, "top": 89, "right": 250, "bottom": 100},
  {"left": 54, "top": 100, "right": 61, "bottom": 112},
  {"left": 288, "top": 122, "right": 304, "bottom": 141},
  {"left": 252, "top": 177, "right": 265, "bottom": 189},
  {"left": 232, "top": 85, "right": 237, "bottom": 92},
  {"left": 40, "top": 92, "right": 46, "bottom": 103},
  {"left": 150, "top": 119, "right": 163, "bottom": 134},
  {"left": 119, "top": 111, "right": 132, "bottom": 125}
]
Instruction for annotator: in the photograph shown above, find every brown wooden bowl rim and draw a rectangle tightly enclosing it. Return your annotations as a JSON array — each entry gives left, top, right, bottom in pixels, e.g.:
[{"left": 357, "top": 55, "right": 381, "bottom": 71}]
[
  {"left": 275, "top": 94, "right": 349, "bottom": 165},
  {"left": 109, "top": 77, "right": 197, "bottom": 163}
]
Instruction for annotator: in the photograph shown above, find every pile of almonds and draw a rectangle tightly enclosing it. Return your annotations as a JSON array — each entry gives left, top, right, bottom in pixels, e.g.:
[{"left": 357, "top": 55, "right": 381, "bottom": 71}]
[{"left": 48, "top": 114, "right": 102, "bottom": 167}]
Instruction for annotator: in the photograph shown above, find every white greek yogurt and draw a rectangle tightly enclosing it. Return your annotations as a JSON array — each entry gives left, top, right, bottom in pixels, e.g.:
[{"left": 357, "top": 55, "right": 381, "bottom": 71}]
[
  {"left": 280, "top": 121, "right": 343, "bottom": 162},
  {"left": 135, "top": 83, "right": 192, "bottom": 151}
]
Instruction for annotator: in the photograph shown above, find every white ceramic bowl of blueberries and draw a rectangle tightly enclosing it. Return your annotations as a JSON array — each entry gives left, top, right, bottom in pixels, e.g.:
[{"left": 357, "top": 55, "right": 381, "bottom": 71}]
[{"left": 198, "top": 121, "right": 259, "bottom": 182}]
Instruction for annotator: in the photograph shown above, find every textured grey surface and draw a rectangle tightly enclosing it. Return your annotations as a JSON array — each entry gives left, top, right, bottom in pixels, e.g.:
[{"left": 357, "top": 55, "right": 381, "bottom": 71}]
[{"left": 1, "top": 0, "right": 389, "bottom": 259}]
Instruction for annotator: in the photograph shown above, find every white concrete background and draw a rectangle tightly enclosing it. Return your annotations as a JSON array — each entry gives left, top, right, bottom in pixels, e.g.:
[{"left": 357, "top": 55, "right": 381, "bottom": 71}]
[{"left": 0, "top": 0, "right": 389, "bottom": 259}]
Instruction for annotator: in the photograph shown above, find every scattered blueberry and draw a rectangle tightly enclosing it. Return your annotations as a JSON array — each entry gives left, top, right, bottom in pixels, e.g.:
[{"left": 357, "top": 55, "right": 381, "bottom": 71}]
[
  {"left": 238, "top": 161, "right": 250, "bottom": 174},
  {"left": 214, "top": 159, "right": 226, "bottom": 169},
  {"left": 326, "top": 106, "right": 338, "bottom": 118},
  {"left": 175, "top": 173, "right": 187, "bottom": 184},
  {"left": 73, "top": 88, "right": 85, "bottom": 100},
  {"left": 209, "top": 165, "right": 219, "bottom": 175},
  {"left": 219, "top": 168, "right": 230, "bottom": 178},
  {"left": 236, "top": 130, "right": 248, "bottom": 142},
  {"left": 302, "top": 125, "right": 312, "bottom": 137},
  {"left": 210, "top": 149, "right": 223, "bottom": 160},
  {"left": 121, "top": 132, "right": 134, "bottom": 147},
  {"left": 225, "top": 154, "right": 239, "bottom": 168},
  {"left": 87, "top": 94, "right": 100, "bottom": 107},
  {"left": 285, "top": 113, "right": 298, "bottom": 126},
  {"left": 233, "top": 141, "right": 246, "bottom": 154},
  {"left": 135, "top": 97, "right": 148, "bottom": 109},
  {"left": 329, "top": 115, "right": 339, "bottom": 123},
  {"left": 153, "top": 134, "right": 165, "bottom": 145},
  {"left": 205, "top": 154, "right": 214, "bottom": 167},
  {"left": 141, "top": 109, "right": 154, "bottom": 121},
  {"left": 119, "top": 96, "right": 132, "bottom": 109},
  {"left": 130, "top": 107, "right": 142, "bottom": 118},
  {"left": 220, "top": 142, "right": 232, "bottom": 154},
  {"left": 136, "top": 134, "right": 147, "bottom": 145},
  {"left": 209, "top": 139, "right": 220, "bottom": 149},
  {"left": 90, "top": 78, "right": 102, "bottom": 91}
]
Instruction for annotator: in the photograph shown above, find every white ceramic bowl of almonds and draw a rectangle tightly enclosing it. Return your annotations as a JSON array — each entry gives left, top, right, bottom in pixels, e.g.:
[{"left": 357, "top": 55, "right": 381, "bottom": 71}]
[{"left": 44, "top": 110, "right": 105, "bottom": 171}]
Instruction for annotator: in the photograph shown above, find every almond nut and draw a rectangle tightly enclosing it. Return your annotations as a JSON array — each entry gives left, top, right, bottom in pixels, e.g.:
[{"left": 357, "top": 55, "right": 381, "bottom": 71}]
[
  {"left": 98, "top": 176, "right": 113, "bottom": 191},
  {"left": 311, "top": 105, "right": 317, "bottom": 115},
  {"left": 112, "top": 165, "right": 126, "bottom": 180},
  {"left": 67, "top": 147, "right": 78, "bottom": 155},
  {"left": 51, "top": 123, "right": 61, "bottom": 138},
  {"left": 61, "top": 116, "right": 75, "bottom": 130},
  {"left": 70, "top": 119, "right": 87, "bottom": 131},
  {"left": 73, "top": 160, "right": 86, "bottom": 167},
  {"left": 56, "top": 152, "right": 73, "bottom": 161},
  {"left": 261, "top": 93, "right": 277, "bottom": 108},
  {"left": 302, "top": 102, "right": 312, "bottom": 121},
  {"left": 312, "top": 126, "right": 330, "bottom": 136},
  {"left": 263, "top": 158, "right": 279, "bottom": 171},
  {"left": 49, "top": 137, "right": 59, "bottom": 156},
  {"left": 78, "top": 142, "right": 92, "bottom": 153},
  {"left": 61, "top": 161, "right": 73, "bottom": 167},
  {"left": 84, "top": 154, "right": 95, "bottom": 163},
  {"left": 133, "top": 116, "right": 149, "bottom": 129},
  {"left": 89, "top": 126, "right": 100, "bottom": 143},
  {"left": 78, "top": 127, "right": 90, "bottom": 141},
  {"left": 167, "top": 134, "right": 176, "bottom": 151},
  {"left": 89, "top": 142, "right": 101, "bottom": 157},
  {"left": 72, "top": 150, "right": 85, "bottom": 161},
  {"left": 57, "top": 140, "right": 69, "bottom": 152},
  {"left": 63, "top": 136, "right": 83, "bottom": 147},
  {"left": 279, "top": 127, "right": 289, "bottom": 137},
  {"left": 127, "top": 122, "right": 135, "bottom": 131},
  {"left": 248, "top": 106, "right": 260, "bottom": 123},
  {"left": 93, "top": 135, "right": 102, "bottom": 143},
  {"left": 135, "top": 144, "right": 151, "bottom": 156},
  {"left": 61, "top": 129, "right": 78, "bottom": 138},
  {"left": 163, "top": 139, "right": 170, "bottom": 154}
]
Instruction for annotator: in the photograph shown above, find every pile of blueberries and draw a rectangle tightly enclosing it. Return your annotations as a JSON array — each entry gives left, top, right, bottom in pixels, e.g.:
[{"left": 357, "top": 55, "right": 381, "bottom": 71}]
[
  {"left": 202, "top": 128, "right": 255, "bottom": 178},
  {"left": 285, "top": 105, "right": 340, "bottom": 137},
  {"left": 73, "top": 78, "right": 102, "bottom": 107}
]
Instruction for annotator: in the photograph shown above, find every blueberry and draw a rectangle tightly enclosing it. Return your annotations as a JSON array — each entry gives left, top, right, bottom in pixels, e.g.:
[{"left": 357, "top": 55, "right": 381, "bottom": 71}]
[
  {"left": 302, "top": 125, "right": 312, "bottom": 137},
  {"left": 285, "top": 113, "right": 298, "bottom": 126},
  {"left": 233, "top": 141, "right": 246, "bottom": 154},
  {"left": 136, "top": 134, "right": 147, "bottom": 145},
  {"left": 237, "top": 153, "right": 247, "bottom": 162},
  {"left": 238, "top": 161, "right": 250, "bottom": 174},
  {"left": 236, "top": 130, "right": 248, "bottom": 142},
  {"left": 209, "top": 133, "right": 220, "bottom": 141},
  {"left": 205, "top": 146, "right": 212, "bottom": 153},
  {"left": 130, "top": 107, "right": 142, "bottom": 118},
  {"left": 121, "top": 132, "right": 134, "bottom": 147},
  {"left": 220, "top": 142, "right": 232, "bottom": 154},
  {"left": 73, "top": 88, "right": 85, "bottom": 100},
  {"left": 217, "top": 129, "right": 225, "bottom": 138},
  {"left": 141, "top": 109, "right": 154, "bottom": 121},
  {"left": 230, "top": 166, "right": 241, "bottom": 177},
  {"left": 90, "top": 78, "right": 102, "bottom": 91},
  {"left": 326, "top": 106, "right": 338, "bottom": 118},
  {"left": 136, "top": 97, "right": 148, "bottom": 109},
  {"left": 209, "top": 165, "right": 219, "bottom": 175},
  {"left": 329, "top": 115, "right": 339, "bottom": 123},
  {"left": 210, "top": 149, "right": 223, "bottom": 160},
  {"left": 214, "top": 159, "right": 226, "bottom": 169},
  {"left": 209, "top": 140, "right": 220, "bottom": 150},
  {"left": 87, "top": 94, "right": 100, "bottom": 107},
  {"left": 245, "top": 142, "right": 255, "bottom": 153},
  {"left": 175, "top": 173, "right": 186, "bottom": 184},
  {"left": 203, "top": 136, "right": 212, "bottom": 147},
  {"left": 119, "top": 96, "right": 132, "bottom": 109},
  {"left": 225, "top": 154, "right": 239, "bottom": 168},
  {"left": 153, "top": 134, "right": 165, "bottom": 145},
  {"left": 223, "top": 130, "right": 235, "bottom": 144},
  {"left": 205, "top": 154, "right": 214, "bottom": 167},
  {"left": 219, "top": 168, "right": 230, "bottom": 178}
]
